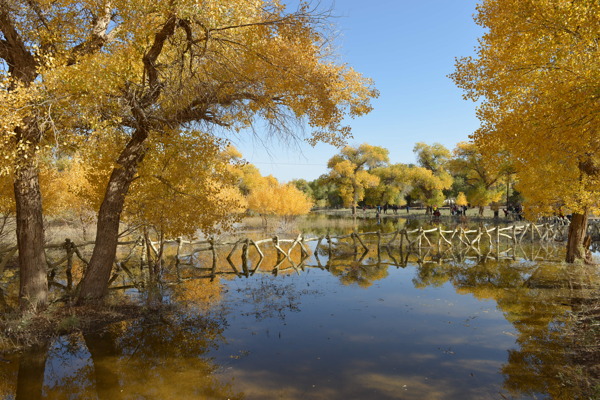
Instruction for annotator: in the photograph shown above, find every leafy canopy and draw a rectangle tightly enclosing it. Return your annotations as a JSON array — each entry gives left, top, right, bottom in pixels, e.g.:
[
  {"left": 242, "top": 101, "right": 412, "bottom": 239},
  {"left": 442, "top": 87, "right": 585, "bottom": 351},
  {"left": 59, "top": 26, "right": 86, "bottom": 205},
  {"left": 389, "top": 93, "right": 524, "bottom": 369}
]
[{"left": 451, "top": 0, "right": 600, "bottom": 217}]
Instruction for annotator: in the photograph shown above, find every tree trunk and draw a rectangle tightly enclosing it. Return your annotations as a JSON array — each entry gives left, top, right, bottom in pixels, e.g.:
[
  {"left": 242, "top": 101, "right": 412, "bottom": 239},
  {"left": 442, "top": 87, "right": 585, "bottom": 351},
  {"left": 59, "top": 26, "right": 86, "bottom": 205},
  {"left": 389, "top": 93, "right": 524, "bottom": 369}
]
[
  {"left": 566, "top": 211, "right": 592, "bottom": 263},
  {"left": 14, "top": 161, "right": 48, "bottom": 311},
  {"left": 77, "top": 131, "right": 148, "bottom": 304}
]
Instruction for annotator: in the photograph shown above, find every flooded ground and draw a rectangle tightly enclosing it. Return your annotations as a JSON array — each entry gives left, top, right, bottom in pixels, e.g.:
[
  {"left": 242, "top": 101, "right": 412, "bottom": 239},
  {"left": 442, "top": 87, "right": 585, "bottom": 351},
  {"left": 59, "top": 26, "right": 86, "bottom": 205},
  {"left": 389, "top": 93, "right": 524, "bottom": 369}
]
[{"left": 1, "top": 216, "right": 600, "bottom": 399}]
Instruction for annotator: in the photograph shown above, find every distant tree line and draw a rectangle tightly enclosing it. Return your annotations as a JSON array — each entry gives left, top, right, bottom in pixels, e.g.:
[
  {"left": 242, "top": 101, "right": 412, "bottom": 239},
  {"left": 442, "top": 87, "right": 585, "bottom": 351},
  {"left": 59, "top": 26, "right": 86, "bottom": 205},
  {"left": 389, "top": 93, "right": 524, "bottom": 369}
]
[{"left": 290, "top": 142, "right": 523, "bottom": 216}]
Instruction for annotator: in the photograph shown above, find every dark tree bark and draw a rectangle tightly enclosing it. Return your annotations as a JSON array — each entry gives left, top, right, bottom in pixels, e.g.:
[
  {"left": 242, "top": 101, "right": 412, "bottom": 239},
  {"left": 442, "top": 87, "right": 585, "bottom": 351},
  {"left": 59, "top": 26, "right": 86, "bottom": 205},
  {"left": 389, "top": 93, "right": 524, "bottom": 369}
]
[
  {"left": 14, "top": 160, "right": 48, "bottom": 310},
  {"left": 77, "top": 16, "right": 178, "bottom": 304},
  {"left": 77, "top": 130, "right": 148, "bottom": 303},
  {"left": 566, "top": 211, "right": 592, "bottom": 264}
]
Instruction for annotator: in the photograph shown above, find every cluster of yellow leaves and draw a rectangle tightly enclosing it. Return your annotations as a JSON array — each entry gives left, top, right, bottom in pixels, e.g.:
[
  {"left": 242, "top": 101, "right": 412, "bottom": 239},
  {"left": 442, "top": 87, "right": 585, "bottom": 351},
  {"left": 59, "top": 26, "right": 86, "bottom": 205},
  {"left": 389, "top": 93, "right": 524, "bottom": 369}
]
[
  {"left": 451, "top": 0, "right": 600, "bottom": 217},
  {"left": 43, "top": 0, "right": 376, "bottom": 146},
  {"left": 246, "top": 176, "right": 313, "bottom": 218},
  {"left": 327, "top": 144, "right": 389, "bottom": 208},
  {"left": 455, "top": 192, "right": 468, "bottom": 207},
  {"left": 125, "top": 132, "right": 246, "bottom": 238},
  {"left": 364, "top": 164, "right": 411, "bottom": 206},
  {"left": 449, "top": 142, "right": 504, "bottom": 209},
  {"left": 0, "top": 75, "right": 45, "bottom": 174},
  {"left": 40, "top": 156, "right": 94, "bottom": 222},
  {"left": 408, "top": 143, "right": 453, "bottom": 207}
]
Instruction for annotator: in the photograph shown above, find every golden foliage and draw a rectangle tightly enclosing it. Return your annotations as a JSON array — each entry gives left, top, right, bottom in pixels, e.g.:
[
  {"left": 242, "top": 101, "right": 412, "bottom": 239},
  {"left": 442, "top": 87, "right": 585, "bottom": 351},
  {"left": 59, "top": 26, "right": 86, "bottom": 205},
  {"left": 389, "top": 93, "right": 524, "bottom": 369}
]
[
  {"left": 364, "top": 164, "right": 411, "bottom": 206},
  {"left": 247, "top": 176, "right": 313, "bottom": 218},
  {"left": 450, "top": 142, "right": 503, "bottom": 208},
  {"left": 409, "top": 143, "right": 453, "bottom": 207},
  {"left": 125, "top": 132, "right": 245, "bottom": 238},
  {"left": 455, "top": 192, "right": 468, "bottom": 207},
  {"left": 451, "top": 0, "right": 600, "bottom": 217},
  {"left": 327, "top": 144, "right": 389, "bottom": 208}
]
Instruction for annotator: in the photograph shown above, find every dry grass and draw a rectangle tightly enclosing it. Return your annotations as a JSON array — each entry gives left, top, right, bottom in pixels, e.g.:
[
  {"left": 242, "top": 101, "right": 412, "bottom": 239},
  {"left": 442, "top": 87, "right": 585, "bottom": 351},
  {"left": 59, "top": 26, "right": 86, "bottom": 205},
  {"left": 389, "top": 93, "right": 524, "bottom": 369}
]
[{"left": 0, "top": 301, "right": 149, "bottom": 353}]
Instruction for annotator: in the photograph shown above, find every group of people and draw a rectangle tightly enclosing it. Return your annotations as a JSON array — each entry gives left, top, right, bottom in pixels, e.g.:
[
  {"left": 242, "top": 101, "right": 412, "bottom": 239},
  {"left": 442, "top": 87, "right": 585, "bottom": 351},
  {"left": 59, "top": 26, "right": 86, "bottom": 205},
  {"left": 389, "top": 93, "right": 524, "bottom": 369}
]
[
  {"left": 369, "top": 204, "right": 404, "bottom": 215},
  {"left": 365, "top": 203, "right": 529, "bottom": 220},
  {"left": 503, "top": 205, "right": 524, "bottom": 220},
  {"left": 450, "top": 205, "right": 468, "bottom": 216}
]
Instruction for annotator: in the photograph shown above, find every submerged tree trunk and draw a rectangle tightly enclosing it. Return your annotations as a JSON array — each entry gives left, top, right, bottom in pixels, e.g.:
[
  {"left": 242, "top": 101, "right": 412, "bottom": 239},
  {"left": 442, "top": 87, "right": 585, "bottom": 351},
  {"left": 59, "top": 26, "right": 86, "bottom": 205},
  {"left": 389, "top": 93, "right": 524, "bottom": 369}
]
[
  {"left": 77, "top": 131, "right": 148, "bottom": 304},
  {"left": 14, "top": 160, "right": 48, "bottom": 311},
  {"left": 566, "top": 211, "right": 592, "bottom": 264}
]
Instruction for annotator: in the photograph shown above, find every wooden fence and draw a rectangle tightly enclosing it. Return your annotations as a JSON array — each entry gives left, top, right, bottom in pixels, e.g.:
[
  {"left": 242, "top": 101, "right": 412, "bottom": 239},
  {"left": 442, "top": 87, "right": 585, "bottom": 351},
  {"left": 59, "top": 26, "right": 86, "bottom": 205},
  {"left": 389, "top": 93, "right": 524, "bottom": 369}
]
[{"left": 0, "top": 220, "right": 593, "bottom": 291}]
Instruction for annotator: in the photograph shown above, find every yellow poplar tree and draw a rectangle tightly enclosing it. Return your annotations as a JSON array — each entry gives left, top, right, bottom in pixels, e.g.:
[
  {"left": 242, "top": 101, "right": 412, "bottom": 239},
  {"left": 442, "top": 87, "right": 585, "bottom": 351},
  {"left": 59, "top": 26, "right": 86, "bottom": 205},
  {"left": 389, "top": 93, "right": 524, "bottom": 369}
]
[
  {"left": 364, "top": 164, "right": 411, "bottom": 208},
  {"left": 48, "top": 0, "right": 377, "bottom": 303},
  {"left": 451, "top": 0, "right": 600, "bottom": 262},
  {"left": 410, "top": 143, "right": 453, "bottom": 210},
  {"left": 247, "top": 176, "right": 313, "bottom": 226},
  {"left": 456, "top": 192, "right": 468, "bottom": 207},
  {"left": 327, "top": 144, "right": 389, "bottom": 214},
  {"left": 123, "top": 133, "right": 246, "bottom": 239},
  {"left": 449, "top": 142, "right": 503, "bottom": 216},
  {"left": 0, "top": 0, "right": 119, "bottom": 310}
]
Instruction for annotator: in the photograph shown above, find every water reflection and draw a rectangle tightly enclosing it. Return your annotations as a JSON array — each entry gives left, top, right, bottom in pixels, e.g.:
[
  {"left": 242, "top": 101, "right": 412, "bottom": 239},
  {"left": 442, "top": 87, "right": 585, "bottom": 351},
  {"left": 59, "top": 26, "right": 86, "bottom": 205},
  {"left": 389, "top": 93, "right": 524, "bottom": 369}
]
[
  {"left": 2, "top": 233, "right": 600, "bottom": 399},
  {"left": 1, "top": 312, "right": 242, "bottom": 399}
]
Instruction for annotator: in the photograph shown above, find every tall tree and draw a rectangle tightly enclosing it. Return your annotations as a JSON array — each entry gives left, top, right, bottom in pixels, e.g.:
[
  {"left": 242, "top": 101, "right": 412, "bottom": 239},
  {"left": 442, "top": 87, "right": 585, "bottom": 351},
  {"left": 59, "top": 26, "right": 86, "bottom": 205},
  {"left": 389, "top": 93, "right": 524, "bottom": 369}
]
[
  {"left": 364, "top": 164, "right": 411, "bottom": 207},
  {"left": 410, "top": 143, "right": 453, "bottom": 210},
  {"left": 451, "top": 0, "right": 599, "bottom": 262},
  {"left": 0, "top": 0, "right": 118, "bottom": 310},
  {"left": 449, "top": 142, "right": 502, "bottom": 216},
  {"left": 71, "top": 1, "right": 377, "bottom": 302},
  {"left": 327, "top": 144, "right": 389, "bottom": 214},
  {"left": 309, "top": 175, "right": 342, "bottom": 208}
]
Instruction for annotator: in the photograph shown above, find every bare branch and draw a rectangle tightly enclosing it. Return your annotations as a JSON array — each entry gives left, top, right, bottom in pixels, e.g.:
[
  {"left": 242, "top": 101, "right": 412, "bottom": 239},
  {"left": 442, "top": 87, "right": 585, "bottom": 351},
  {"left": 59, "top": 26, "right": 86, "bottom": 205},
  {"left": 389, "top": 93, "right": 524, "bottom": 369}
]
[{"left": 208, "top": 14, "right": 297, "bottom": 34}]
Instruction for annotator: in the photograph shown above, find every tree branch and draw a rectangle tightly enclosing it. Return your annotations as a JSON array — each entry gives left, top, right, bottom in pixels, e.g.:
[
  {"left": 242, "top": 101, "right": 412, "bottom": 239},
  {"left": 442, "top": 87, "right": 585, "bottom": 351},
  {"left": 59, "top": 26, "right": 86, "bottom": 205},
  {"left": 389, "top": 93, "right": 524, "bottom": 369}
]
[
  {"left": 0, "top": 3, "right": 37, "bottom": 82},
  {"left": 67, "top": 2, "right": 117, "bottom": 65},
  {"left": 140, "top": 15, "right": 178, "bottom": 107}
]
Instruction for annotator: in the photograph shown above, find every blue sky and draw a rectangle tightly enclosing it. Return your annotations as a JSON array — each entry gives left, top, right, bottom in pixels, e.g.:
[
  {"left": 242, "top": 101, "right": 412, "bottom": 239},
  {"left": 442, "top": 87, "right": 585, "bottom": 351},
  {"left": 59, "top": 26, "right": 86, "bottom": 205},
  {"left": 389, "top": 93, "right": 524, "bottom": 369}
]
[{"left": 232, "top": 0, "right": 484, "bottom": 182}]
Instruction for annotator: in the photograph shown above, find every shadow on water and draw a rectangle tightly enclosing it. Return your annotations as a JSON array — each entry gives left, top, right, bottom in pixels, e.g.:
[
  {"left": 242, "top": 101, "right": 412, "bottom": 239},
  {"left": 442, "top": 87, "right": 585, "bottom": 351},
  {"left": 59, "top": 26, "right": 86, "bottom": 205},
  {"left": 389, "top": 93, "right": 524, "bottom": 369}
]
[{"left": 2, "top": 216, "right": 600, "bottom": 399}]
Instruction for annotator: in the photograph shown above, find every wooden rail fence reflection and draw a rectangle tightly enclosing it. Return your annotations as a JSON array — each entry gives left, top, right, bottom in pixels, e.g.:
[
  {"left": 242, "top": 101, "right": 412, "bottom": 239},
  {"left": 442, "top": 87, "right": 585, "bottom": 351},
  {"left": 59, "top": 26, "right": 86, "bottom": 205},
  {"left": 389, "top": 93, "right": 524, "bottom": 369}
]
[{"left": 0, "top": 220, "right": 593, "bottom": 290}]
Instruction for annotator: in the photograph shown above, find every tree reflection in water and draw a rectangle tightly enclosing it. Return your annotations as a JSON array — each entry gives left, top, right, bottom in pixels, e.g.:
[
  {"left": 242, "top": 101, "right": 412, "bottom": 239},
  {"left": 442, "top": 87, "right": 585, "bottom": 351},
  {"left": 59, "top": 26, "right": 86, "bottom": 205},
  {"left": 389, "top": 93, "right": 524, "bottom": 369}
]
[
  {"left": 411, "top": 257, "right": 600, "bottom": 399},
  {"left": 2, "top": 238, "right": 600, "bottom": 399},
  {"left": 0, "top": 312, "right": 242, "bottom": 399}
]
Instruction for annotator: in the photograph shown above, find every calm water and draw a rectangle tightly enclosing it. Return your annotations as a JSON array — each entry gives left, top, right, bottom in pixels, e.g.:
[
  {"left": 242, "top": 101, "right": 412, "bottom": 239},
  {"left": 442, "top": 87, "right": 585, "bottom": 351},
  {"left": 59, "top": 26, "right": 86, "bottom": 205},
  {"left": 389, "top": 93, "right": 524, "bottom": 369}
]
[{"left": 1, "top": 218, "right": 599, "bottom": 399}]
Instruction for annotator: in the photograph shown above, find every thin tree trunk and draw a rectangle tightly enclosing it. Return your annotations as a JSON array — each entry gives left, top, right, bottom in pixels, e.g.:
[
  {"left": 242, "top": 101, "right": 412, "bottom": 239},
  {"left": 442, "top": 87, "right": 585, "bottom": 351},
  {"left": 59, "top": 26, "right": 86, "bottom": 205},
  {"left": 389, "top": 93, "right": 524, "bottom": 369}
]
[
  {"left": 566, "top": 211, "right": 591, "bottom": 263},
  {"left": 77, "top": 130, "right": 148, "bottom": 304},
  {"left": 14, "top": 160, "right": 48, "bottom": 311}
]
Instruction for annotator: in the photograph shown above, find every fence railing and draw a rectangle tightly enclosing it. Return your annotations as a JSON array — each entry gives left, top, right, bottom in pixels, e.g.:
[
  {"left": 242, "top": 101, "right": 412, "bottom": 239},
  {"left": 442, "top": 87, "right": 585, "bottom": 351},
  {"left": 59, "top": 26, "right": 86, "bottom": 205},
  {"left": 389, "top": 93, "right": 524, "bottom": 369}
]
[{"left": 0, "top": 220, "right": 591, "bottom": 291}]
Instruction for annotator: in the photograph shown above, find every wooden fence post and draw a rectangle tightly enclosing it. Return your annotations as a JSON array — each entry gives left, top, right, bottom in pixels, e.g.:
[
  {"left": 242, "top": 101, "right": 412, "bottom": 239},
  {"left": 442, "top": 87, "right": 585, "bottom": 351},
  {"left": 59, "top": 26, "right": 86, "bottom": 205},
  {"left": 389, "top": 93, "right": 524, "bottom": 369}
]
[
  {"left": 377, "top": 231, "right": 381, "bottom": 262},
  {"left": 241, "top": 239, "right": 249, "bottom": 277},
  {"left": 64, "top": 239, "right": 74, "bottom": 290}
]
